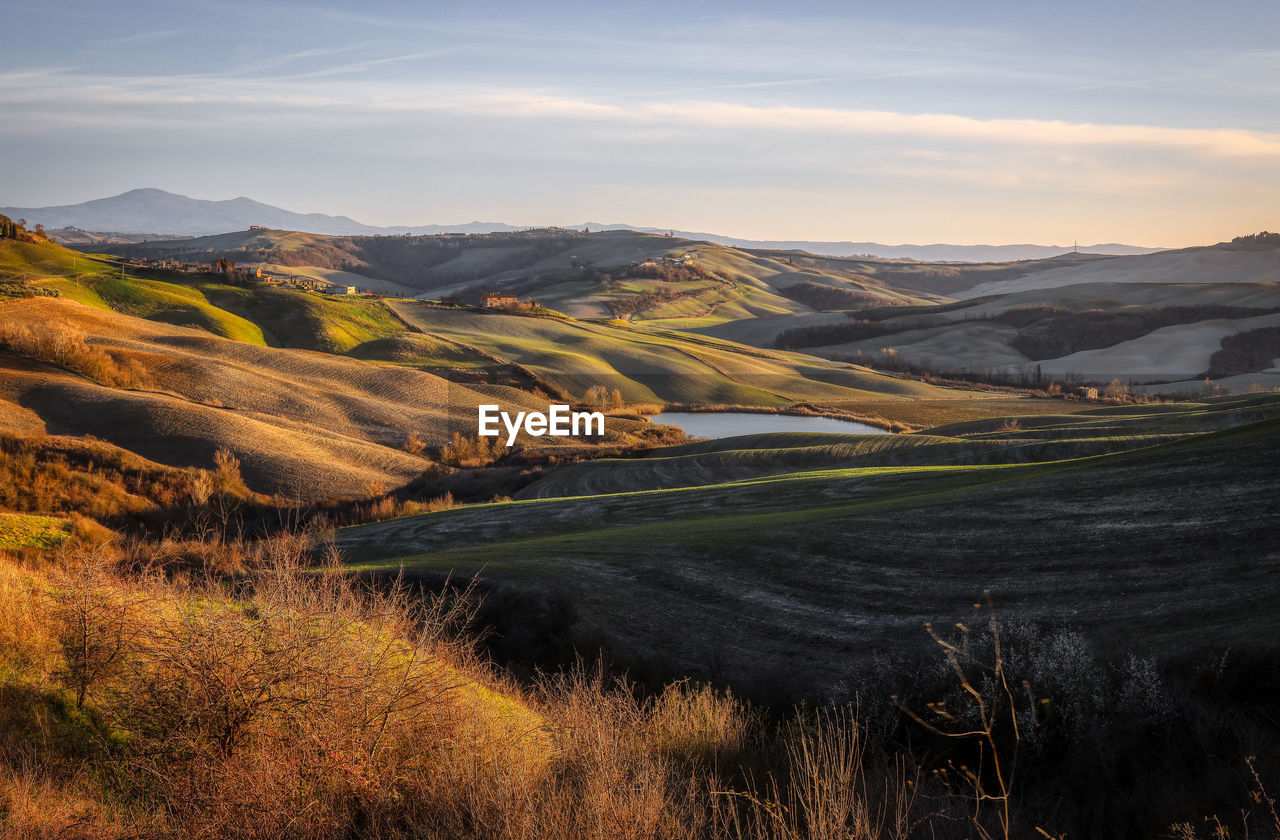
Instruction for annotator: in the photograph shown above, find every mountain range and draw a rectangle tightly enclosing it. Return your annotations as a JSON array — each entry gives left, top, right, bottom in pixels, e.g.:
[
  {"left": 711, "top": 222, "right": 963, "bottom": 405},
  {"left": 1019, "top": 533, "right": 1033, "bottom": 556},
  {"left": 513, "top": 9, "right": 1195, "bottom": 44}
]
[{"left": 2, "top": 188, "right": 1165, "bottom": 263}]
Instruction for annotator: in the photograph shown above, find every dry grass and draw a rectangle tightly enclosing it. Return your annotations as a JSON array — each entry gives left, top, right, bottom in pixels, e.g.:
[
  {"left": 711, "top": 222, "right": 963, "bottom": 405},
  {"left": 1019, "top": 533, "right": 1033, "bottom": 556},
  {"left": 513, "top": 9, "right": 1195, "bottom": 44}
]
[
  {"left": 3, "top": 534, "right": 1278, "bottom": 837},
  {"left": 0, "top": 321, "right": 149, "bottom": 389},
  {"left": 722, "top": 709, "right": 923, "bottom": 840},
  {"left": 0, "top": 431, "right": 257, "bottom": 536},
  {"left": 0, "top": 534, "right": 939, "bottom": 840},
  {"left": 0, "top": 759, "right": 134, "bottom": 840}
]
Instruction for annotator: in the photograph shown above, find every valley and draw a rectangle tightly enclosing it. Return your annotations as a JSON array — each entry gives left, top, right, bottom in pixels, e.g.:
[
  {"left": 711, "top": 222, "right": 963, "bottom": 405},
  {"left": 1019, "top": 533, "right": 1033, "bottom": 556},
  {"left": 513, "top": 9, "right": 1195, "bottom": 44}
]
[{"left": 2, "top": 213, "right": 1278, "bottom": 839}]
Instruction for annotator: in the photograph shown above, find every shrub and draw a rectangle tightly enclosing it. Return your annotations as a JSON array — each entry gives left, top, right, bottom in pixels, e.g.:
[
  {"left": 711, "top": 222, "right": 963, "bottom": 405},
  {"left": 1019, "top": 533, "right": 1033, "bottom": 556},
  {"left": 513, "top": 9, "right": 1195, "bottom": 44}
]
[
  {"left": 441, "top": 432, "right": 500, "bottom": 467},
  {"left": 0, "top": 322, "right": 149, "bottom": 389},
  {"left": 778, "top": 281, "right": 899, "bottom": 312}
]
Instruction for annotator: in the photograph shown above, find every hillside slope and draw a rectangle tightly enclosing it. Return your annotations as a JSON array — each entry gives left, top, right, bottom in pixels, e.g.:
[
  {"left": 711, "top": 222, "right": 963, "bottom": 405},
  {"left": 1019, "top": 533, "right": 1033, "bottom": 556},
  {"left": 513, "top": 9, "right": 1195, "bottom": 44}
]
[
  {"left": 762, "top": 240, "right": 1280, "bottom": 390},
  {"left": 0, "top": 296, "right": 551, "bottom": 499},
  {"left": 92, "top": 228, "right": 941, "bottom": 322},
  {"left": 339, "top": 394, "right": 1280, "bottom": 690}
]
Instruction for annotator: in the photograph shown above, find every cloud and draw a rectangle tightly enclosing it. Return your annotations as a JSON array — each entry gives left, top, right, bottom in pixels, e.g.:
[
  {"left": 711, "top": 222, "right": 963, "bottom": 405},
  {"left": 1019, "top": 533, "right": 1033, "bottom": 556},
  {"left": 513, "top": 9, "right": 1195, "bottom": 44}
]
[
  {"left": 2, "top": 67, "right": 1279, "bottom": 162},
  {"left": 637, "top": 102, "right": 1280, "bottom": 158}
]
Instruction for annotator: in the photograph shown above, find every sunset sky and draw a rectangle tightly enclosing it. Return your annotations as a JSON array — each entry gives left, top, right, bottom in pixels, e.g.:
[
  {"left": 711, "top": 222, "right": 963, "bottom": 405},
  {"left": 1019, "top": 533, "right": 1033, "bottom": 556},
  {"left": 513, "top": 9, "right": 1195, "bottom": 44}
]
[{"left": 2, "top": 0, "right": 1277, "bottom": 245}]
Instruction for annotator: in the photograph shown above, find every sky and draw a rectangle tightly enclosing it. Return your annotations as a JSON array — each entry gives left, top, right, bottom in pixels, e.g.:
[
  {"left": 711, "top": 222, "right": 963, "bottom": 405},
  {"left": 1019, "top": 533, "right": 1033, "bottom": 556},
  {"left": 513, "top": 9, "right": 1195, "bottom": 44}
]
[{"left": 1, "top": 0, "right": 1277, "bottom": 245}]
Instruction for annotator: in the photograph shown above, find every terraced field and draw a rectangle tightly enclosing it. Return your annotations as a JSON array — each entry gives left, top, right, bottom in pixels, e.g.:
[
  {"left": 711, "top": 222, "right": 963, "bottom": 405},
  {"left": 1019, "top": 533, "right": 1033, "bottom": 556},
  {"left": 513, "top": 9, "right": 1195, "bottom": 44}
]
[{"left": 339, "top": 394, "right": 1280, "bottom": 693}]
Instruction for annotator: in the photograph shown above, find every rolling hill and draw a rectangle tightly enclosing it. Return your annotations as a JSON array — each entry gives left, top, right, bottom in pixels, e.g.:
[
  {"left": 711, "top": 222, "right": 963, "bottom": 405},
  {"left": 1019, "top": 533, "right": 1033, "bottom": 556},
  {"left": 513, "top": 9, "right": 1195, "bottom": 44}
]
[
  {"left": 74, "top": 223, "right": 1280, "bottom": 394},
  {"left": 12, "top": 187, "right": 1160, "bottom": 260},
  {"left": 0, "top": 297, "right": 499, "bottom": 500},
  {"left": 753, "top": 237, "right": 1280, "bottom": 391},
  {"left": 90, "top": 226, "right": 947, "bottom": 320},
  {"left": 338, "top": 393, "right": 1280, "bottom": 693},
  {"left": 4, "top": 236, "right": 1071, "bottom": 500}
]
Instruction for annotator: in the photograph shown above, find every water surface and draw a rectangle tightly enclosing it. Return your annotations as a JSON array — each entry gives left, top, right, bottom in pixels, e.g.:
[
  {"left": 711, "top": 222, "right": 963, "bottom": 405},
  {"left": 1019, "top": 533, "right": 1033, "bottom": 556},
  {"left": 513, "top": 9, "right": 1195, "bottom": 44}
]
[{"left": 651, "top": 411, "right": 889, "bottom": 439}]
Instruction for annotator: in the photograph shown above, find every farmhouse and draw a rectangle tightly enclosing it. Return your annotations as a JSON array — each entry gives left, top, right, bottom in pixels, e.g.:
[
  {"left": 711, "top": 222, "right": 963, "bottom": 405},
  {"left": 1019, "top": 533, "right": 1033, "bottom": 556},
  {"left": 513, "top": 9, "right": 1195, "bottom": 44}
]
[
  {"left": 324, "top": 285, "right": 357, "bottom": 296},
  {"left": 482, "top": 293, "right": 520, "bottom": 308}
]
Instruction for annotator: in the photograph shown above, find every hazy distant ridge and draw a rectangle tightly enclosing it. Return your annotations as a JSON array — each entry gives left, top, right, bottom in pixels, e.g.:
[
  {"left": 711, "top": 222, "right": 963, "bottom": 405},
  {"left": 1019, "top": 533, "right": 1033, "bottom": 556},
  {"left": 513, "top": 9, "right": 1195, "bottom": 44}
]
[
  {"left": 4, "top": 188, "right": 1163, "bottom": 262},
  {"left": 574, "top": 223, "right": 1163, "bottom": 261}
]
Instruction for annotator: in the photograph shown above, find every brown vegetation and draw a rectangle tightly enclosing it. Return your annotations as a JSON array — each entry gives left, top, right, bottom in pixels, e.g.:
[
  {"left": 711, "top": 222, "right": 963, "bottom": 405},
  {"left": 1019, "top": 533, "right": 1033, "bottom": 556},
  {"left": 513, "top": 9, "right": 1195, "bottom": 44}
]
[
  {"left": 441, "top": 432, "right": 503, "bottom": 468},
  {"left": 608, "top": 286, "right": 708, "bottom": 318},
  {"left": 0, "top": 321, "right": 151, "bottom": 389},
  {"left": 621, "top": 262, "right": 722, "bottom": 285},
  {"left": 0, "top": 540, "right": 932, "bottom": 840},
  {"left": 0, "top": 432, "right": 250, "bottom": 525},
  {"left": 1, "top": 534, "right": 1279, "bottom": 838}
]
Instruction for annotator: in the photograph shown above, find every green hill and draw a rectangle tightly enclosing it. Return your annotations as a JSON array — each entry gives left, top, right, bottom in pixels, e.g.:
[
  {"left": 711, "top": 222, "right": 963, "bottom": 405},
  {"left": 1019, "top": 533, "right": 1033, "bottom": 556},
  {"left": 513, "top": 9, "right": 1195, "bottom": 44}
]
[{"left": 91, "top": 228, "right": 944, "bottom": 324}]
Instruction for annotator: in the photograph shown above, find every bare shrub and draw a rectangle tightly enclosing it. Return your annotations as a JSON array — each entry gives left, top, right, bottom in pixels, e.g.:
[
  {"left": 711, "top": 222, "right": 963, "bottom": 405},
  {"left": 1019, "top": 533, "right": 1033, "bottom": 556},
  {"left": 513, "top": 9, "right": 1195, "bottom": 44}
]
[
  {"left": 584, "top": 384, "right": 611, "bottom": 408},
  {"left": 49, "top": 548, "right": 150, "bottom": 709},
  {"left": 211, "top": 447, "right": 249, "bottom": 497},
  {"left": 524, "top": 667, "right": 695, "bottom": 840},
  {"left": 404, "top": 430, "right": 427, "bottom": 456},
  {"left": 1103, "top": 378, "right": 1130, "bottom": 401},
  {"left": 37, "top": 540, "right": 479, "bottom": 837},
  {"left": 441, "top": 432, "right": 499, "bottom": 467},
  {"left": 722, "top": 707, "right": 923, "bottom": 840},
  {"left": 0, "top": 322, "right": 148, "bottom": 389},
  {"left": 895, "top": 600, "right": 1036, "bottom": 840},
  {"left": 1169, "top": 756, "right": 1280, "bottom": 839},
  {"left": 646, "top": 681, "right": 752, "bottom": 771},
  {"left": 423, "top": 491, "right": 455, "bottom": 512}
]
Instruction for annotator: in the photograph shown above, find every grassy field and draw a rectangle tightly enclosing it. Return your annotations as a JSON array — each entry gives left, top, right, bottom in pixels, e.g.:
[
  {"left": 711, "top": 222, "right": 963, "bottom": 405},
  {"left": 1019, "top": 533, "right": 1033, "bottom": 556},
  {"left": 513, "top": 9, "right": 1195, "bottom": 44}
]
[
  {"left": 759, "top": 266, "right": 1280, "bottom": 388},
  {"left": 193, "top": 281, "right": 407, "bottom": 352},
  {"left": 389, "top": 302, "right": 975, "bottom": 410},
  {"left": 94, "top": 229, "right": 947, "bottom": 326},
  {"left": 339, "top": 393, "right": 1280, "bottom": 692},
  {"left": 6, "top": 235, "right": 1280, "bottom": 838},
  {"left": 0, "top": 512, "right": 70, "bottom": 549},
  {"left": 76, "top": 231, "right": 1280, "bottom": 394},
  {"left": 5, "top": 240, "right": 1023, "bottom": 428},
  {"left": 66, "top": 274, "right": 270, "bottom": 345},
  {"left": 0, "top": 294, "right": 532, "bottom": 500}
]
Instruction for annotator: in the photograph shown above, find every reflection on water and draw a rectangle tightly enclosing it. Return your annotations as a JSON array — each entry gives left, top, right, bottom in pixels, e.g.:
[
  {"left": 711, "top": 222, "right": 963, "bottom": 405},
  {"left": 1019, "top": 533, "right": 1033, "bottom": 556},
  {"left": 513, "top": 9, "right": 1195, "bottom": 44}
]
[{"left": 651, "top": 411, "right": 889, "bottom": 439}]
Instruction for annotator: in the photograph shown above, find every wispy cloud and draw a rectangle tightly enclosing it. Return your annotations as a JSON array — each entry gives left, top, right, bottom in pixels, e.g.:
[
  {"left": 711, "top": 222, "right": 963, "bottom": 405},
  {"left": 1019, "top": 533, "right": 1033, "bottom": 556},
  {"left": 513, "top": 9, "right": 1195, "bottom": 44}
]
[
  {"left": 95, "top": 28, "right": 190, "bottom": 47},
  {"left": 638, "top": 102, "right": 1280, "bottom": 158},
  {"left": 3, "top": 67, "right": 1278, "bottom": 161}
]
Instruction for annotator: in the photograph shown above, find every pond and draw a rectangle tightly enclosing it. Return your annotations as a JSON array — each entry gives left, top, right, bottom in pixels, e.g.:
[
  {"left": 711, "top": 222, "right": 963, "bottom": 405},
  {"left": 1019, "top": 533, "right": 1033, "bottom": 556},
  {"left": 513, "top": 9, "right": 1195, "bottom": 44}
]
[{"left": 651, "top": 411, "right": 890, "bottom": 439}]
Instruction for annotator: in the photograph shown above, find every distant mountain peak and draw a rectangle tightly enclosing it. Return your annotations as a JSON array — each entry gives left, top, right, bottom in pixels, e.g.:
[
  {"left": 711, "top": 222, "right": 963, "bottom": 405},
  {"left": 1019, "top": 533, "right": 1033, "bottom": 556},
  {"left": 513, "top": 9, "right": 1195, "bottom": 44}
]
[{"left": 1, "top": 189, "right": 1167, "bottom": 261}]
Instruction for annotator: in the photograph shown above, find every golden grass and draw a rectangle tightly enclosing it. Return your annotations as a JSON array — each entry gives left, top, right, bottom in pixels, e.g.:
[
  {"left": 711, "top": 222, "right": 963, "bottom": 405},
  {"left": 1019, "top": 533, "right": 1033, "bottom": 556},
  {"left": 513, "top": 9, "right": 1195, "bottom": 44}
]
[
  {"left": 0, "top": 320, "right": 150, "bottom": 389},
  {"left": 0, "top": 536, "right": 929, "bottom": 840},
  {"left": 0, "top": 297, "right": 469, "bottom": 500}
]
